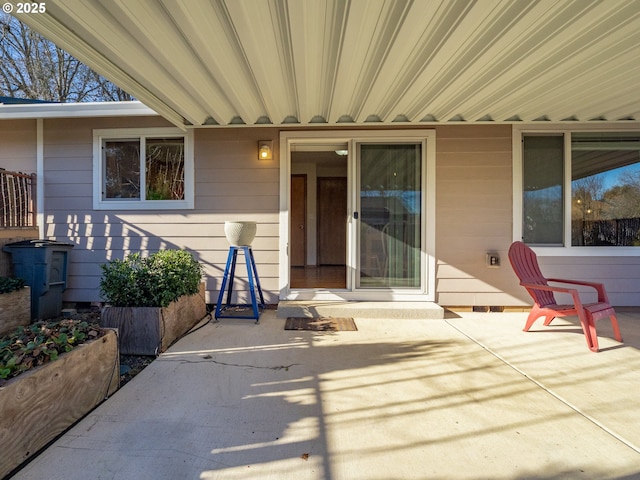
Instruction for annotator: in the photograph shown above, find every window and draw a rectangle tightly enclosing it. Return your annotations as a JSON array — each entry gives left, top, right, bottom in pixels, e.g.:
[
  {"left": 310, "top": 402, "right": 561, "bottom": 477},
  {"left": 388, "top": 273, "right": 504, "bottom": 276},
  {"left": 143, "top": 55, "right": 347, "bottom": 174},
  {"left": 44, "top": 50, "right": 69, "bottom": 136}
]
[
  {"left": 522, "top": 135, "right": 564, "bottom": 245},
  {"left": 571, "top": 133, "right": 640, "bottom": 246},
  {"left": 93, "top": 128, "right": 194, "bottom": 210},
  {"left": 520, "top": 130, "right": 640, "bottom": 248}
]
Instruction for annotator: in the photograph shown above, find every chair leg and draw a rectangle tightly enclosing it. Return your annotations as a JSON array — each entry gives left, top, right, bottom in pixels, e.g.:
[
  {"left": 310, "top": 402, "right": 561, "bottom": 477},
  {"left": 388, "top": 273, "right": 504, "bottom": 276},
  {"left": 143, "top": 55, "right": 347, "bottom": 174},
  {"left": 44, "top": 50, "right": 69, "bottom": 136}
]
[
  {"left": 524, "top": 305, "right": 555, "bottom": 331},
  {"left": 579, "top": 311, "right": 623, "bottom": 352},
  {"left": 587, "top": 322, "right": 599, "bottom": 352},
  {"left": 610, "top": 313, "right": 623, "bottom": 342},
  {"left": 524, "top": 308, "right": 541, "bottom": 332},
  {"left": 578, "top": 310, "right": 599, "bottom": 352}
]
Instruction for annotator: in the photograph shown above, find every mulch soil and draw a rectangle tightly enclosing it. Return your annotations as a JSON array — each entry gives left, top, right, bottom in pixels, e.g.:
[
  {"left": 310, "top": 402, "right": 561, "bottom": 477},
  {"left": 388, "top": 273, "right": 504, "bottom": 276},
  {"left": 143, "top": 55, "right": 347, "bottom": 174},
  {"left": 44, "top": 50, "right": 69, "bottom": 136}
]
[{"left": 119, "top": 354, "right": 155, "bottom": 386}]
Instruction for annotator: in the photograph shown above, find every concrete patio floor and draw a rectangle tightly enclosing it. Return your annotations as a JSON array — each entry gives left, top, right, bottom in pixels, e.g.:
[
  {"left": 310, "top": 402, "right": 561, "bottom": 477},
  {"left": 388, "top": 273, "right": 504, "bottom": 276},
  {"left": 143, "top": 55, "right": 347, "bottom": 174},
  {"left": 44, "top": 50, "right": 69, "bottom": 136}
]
[{"left": 11, "top": 308, "right": 640, "bottom": 480}]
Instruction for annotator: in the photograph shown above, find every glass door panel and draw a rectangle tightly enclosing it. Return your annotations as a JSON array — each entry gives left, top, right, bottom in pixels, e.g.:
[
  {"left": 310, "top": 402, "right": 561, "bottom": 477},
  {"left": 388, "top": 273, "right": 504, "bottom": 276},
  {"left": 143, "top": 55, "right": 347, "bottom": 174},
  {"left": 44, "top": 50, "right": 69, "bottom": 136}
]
[{"left": 358, "top": 144, "right": 421, "bottom": 288}]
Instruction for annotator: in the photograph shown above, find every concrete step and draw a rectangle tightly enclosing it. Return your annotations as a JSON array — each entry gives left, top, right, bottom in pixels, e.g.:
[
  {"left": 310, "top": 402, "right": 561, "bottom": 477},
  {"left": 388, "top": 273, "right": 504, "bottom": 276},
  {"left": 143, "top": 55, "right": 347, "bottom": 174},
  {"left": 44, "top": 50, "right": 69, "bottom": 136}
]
[{"left": 276, "top": 301, "right": 444, "bottom": 319}]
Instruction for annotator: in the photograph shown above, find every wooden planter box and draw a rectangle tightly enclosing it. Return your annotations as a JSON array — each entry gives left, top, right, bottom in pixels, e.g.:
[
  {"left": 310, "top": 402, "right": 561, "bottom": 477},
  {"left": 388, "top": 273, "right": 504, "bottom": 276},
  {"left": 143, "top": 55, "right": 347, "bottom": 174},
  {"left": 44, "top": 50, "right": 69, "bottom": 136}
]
[
  {"left": 100, "top": 283, "right": 206, "bottom": 355},
  {"left": 0, "top": 329, "right": 119, "bottom": 478},
  {"left": 0, "top": 287, "right": 30, "bottom": 336}
]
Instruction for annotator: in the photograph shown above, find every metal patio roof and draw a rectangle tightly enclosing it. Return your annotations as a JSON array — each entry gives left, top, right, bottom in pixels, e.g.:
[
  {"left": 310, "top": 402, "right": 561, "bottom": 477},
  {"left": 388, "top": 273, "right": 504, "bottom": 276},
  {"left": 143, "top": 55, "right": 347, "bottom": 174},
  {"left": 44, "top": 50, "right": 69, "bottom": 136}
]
[{"left": 10, "top": 0, "right": 640, "bottom": 128}]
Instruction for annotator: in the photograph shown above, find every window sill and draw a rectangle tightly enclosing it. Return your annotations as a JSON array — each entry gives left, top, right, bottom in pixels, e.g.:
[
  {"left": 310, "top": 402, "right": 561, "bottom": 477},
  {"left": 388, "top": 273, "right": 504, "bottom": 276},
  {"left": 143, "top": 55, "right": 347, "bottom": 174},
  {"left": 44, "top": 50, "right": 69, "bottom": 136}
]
[
  {"left": 530, "top": 246, "right": 640, "bottom": 256},
  {"left": 93, "top": 200, "right": 194, "bottom": 211}
]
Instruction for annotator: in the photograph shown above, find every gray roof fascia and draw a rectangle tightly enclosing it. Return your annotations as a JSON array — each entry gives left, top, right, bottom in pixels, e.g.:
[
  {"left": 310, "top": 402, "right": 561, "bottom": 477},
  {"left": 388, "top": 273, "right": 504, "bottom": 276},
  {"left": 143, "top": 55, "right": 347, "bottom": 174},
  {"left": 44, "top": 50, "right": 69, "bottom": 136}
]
[{"left": 0, "top": 101, "right": 158, "bottom": 120}]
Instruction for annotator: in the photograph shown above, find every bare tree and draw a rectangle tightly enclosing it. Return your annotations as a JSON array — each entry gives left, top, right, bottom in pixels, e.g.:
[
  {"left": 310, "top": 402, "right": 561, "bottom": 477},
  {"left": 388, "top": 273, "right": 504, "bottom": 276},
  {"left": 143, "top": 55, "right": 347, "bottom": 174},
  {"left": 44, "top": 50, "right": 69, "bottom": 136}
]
[{"left": 0, "top": 13, "right": 132, "bottom": 102}]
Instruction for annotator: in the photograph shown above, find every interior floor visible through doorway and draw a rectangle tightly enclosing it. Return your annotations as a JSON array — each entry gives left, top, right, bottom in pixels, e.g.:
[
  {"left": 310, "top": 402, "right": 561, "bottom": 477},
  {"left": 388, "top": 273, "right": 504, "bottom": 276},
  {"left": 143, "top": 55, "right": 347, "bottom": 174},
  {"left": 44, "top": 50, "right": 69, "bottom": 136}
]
[{"left": 290, "top": 266, "right": 346, "bottom": 289}]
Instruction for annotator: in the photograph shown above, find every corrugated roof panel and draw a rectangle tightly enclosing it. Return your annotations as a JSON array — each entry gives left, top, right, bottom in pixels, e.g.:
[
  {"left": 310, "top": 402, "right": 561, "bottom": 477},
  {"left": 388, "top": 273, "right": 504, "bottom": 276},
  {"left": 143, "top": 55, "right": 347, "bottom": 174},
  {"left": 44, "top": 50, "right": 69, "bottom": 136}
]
[{"left": 11, "top": 0, "right": 640, "bottom": 127}]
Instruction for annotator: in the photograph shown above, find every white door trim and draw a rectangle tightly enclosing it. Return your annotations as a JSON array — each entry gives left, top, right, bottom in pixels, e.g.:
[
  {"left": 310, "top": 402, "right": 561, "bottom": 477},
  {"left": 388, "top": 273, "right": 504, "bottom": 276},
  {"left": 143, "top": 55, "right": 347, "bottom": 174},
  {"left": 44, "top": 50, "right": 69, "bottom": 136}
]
[{"left": 279, "top": 129, "right": 436, "bottom": 301}]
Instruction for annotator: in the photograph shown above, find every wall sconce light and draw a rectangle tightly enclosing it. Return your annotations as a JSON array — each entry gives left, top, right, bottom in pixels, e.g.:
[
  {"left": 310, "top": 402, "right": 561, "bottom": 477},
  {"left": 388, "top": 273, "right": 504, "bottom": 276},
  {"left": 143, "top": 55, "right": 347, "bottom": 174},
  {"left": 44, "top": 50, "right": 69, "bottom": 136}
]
[{"left": 258, "top": 140, "right": 273, "bottom": 160}]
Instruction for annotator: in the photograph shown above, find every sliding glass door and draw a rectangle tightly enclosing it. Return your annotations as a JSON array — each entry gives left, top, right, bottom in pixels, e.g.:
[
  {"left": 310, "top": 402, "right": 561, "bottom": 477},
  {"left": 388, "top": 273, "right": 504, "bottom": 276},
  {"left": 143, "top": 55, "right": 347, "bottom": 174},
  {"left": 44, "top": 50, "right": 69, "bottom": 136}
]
[
  {"left": 358, "top": 143, "right": 422, "bottom": 288},
  {"left": 280, "top": 130, "right": 434, "bottom": 301}
]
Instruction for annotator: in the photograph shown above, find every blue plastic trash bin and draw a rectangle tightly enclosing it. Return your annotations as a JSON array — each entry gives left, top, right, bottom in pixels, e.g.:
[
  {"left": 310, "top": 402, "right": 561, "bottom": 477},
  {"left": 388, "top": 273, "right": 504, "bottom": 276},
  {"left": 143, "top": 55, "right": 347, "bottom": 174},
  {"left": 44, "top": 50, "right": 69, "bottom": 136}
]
[{"left": 3, "top": 239, "right": 74, "bottom": 320}]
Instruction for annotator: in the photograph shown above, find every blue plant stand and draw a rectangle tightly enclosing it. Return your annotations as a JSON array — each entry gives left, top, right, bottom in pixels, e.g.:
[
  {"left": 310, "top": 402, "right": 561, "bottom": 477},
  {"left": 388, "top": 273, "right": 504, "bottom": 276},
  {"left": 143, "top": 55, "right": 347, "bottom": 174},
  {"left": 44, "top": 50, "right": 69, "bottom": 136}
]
[{"left": 214, "top": 246, "right": 265, "bottom": 322}]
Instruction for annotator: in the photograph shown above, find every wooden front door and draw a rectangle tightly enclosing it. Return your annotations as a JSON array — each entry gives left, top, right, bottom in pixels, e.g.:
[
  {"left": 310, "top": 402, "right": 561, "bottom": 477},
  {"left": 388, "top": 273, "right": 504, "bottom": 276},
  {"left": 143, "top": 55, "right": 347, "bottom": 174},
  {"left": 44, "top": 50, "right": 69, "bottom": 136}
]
[
  {"left": 290, "top": 174, "right": 306, "bottom": 267},
  {"left": 318, "top": 177, "right": 347, "bottom": 265}
]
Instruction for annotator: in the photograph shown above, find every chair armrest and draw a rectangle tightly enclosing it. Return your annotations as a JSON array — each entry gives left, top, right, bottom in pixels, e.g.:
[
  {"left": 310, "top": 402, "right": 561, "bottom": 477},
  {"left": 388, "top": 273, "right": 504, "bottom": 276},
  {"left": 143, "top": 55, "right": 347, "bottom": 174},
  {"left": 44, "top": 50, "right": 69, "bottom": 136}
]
[
  {"left": 520, "top": 282, "right": 588, "bottom": 311},
  {"left": 545, "top": 278, "right": 610, "bottom": 303},
  {"left": 520, "top": 282, "right": 577, "bottom": 295}
]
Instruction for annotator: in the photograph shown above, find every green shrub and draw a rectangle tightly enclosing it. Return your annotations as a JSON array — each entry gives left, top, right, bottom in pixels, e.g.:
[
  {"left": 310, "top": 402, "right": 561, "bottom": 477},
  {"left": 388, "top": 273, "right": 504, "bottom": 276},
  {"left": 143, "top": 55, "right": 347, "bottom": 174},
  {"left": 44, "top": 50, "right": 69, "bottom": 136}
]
[
  {"left": 0, "top": 277, "right": 25, "bottom": 295},
  {"left": 99, "top": 249, "right": 203, "bottom": 308},
  {"left": 0, "top": 319, "right": 104, "bottom": 382}
]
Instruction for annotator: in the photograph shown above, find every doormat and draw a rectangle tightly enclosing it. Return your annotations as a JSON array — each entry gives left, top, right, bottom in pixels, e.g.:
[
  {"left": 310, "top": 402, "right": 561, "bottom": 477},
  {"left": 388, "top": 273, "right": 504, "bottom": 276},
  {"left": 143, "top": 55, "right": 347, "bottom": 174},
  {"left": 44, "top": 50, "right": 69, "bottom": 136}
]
[{"left": 285, "top": 317, "right": 357, "bottom": 331}]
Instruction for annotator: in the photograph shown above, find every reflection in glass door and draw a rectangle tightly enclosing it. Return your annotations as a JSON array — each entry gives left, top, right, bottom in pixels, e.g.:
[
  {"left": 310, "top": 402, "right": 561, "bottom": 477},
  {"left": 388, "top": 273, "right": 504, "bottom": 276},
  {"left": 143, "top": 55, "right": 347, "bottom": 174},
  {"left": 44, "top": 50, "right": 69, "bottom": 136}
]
[{"left": 358, "top": 144, "right": 422, "bottom": 288}]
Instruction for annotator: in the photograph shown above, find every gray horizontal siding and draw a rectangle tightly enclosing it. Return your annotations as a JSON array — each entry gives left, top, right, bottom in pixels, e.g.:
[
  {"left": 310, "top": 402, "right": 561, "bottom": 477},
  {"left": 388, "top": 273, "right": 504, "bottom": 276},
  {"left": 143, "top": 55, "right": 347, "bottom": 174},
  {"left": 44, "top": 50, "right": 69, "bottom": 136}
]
[
  {"left": 538, "top": 256, "right": 640, "bottom": 307},
  {"left": 435, "top": 124, "right": 521, "bottom": 306},
  {"left": 434, "top": 123, "right": 640, "bottom": 307},
  {"left": 0, "top": 119, "right": 36, "bottom": 173},
  {"left": 42, "top": 118, "right": 280, "bottom": 304},
  {"left": 24, "top": 116, "right": 640, "bottom": 308}
]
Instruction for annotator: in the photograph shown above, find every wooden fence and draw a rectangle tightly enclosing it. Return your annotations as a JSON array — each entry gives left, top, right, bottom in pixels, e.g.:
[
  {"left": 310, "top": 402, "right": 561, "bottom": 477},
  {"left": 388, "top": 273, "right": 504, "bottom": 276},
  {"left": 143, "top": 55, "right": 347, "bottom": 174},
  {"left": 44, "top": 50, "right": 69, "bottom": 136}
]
[{"left": 0, "top": 169, "right": 36, "bottom": 228}]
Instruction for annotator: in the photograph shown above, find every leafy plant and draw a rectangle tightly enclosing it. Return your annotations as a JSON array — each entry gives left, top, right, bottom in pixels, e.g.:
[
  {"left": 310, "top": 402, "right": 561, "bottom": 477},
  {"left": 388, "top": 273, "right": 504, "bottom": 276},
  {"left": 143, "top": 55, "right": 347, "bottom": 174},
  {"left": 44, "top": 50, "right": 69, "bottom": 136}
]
[
  {"left": 0, "top": 277, "right": 26, "bottom": 295},
  {"left": 0, "top": 319, "right": 104, "bottom": 383},
  {"left": 99, "top": 249, "right": 203, "bottom": 308}
]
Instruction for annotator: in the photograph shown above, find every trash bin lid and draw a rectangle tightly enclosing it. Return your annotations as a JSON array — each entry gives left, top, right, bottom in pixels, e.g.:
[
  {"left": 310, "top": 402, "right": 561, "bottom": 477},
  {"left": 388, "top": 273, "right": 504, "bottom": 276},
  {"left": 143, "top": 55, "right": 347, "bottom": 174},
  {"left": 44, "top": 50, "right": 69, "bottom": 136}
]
[{"left": 3, "top": 239, "right": 75, "bottom": 249}]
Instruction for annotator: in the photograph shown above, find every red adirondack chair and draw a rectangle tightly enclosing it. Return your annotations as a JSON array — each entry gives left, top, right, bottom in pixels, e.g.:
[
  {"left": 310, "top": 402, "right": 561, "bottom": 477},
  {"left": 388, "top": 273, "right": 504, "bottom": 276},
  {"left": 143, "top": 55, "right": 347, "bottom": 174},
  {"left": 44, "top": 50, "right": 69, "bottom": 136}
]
[{"left": 508, "top": 241, "right": 622, "bottom": 352}]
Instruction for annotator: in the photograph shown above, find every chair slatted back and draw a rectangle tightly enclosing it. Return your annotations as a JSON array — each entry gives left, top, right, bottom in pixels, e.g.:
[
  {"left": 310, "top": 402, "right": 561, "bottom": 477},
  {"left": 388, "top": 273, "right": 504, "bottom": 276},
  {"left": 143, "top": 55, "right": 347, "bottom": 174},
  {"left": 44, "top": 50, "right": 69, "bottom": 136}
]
[{"left": 508, "top": 241, "right": 557, "bottom": 307}]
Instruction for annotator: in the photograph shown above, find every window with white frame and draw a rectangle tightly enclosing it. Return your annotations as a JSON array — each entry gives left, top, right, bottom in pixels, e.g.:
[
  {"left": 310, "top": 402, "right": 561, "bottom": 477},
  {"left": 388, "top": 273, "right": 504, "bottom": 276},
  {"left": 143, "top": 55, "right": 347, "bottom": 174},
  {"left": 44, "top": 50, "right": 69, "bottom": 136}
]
[
  {"left": 93, "top": 128, "right": 194, "bottom": 210},
  {"left": 521, "top": 130, "right": 640, "bottom": 247}
]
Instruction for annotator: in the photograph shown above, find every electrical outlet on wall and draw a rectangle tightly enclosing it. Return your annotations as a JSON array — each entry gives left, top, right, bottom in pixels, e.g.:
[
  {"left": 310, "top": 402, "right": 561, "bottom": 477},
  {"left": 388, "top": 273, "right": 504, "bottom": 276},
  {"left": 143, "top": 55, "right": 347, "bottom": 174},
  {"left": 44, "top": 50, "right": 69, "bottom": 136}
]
[{"left": 486, "top": 252, "right": 500, "bottom": 268}]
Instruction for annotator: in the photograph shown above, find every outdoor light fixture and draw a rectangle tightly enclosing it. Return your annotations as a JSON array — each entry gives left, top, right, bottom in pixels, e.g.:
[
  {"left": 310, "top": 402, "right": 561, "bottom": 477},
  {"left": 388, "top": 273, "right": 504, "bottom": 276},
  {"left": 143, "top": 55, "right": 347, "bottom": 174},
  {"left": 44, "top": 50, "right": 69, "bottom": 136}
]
[{"left": 258, "top": 140, "right": 273, "bottom": 160}]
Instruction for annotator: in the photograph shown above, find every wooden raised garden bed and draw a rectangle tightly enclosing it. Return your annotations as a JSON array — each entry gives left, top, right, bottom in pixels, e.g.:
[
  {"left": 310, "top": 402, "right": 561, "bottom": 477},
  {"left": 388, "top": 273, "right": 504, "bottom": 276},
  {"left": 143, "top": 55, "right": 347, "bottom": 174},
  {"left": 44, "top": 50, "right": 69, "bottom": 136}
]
[
  {"left": 100, "top": 283, "right": 206, "bottom": 355},
  {"left": 0, "top": 329, "right": 119, "bottom": 478},
  {"left": 0, "top": 286, "right": 30, "bottom": 336}
]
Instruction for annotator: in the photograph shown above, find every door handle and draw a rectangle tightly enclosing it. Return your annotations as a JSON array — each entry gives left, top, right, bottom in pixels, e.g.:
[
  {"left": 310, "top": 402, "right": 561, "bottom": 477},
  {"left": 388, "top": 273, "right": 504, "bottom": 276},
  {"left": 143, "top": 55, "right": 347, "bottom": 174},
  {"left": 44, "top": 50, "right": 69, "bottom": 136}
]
[
  {"left": 354, "top": 211, "right": 359, "bottom": 219},
  {"left": 298, "top": 224, "right": 304, "bottom": 230}
]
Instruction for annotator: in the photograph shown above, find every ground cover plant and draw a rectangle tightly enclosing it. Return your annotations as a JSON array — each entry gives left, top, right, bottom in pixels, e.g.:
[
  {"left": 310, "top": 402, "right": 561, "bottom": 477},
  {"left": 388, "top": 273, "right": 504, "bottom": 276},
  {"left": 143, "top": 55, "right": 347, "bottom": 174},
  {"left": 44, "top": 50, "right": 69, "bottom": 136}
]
[
  {"left": 0, "top": 319, "right": 104, "bottom": 385},
  {"left": 0, "top": 276, "right": 25, "bottom": 294}
]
